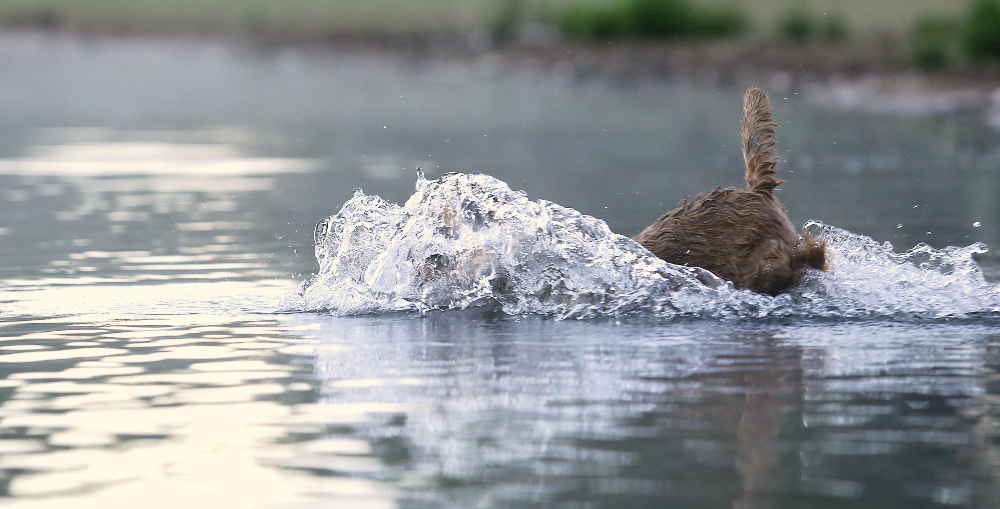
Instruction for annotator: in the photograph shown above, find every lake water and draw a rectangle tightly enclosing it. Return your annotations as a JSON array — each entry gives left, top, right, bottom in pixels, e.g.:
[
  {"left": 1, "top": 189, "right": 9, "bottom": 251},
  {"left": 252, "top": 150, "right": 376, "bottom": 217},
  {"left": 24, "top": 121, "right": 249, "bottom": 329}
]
[{"left": 1, "top": 31, "right": 1000, "bottom": 508}]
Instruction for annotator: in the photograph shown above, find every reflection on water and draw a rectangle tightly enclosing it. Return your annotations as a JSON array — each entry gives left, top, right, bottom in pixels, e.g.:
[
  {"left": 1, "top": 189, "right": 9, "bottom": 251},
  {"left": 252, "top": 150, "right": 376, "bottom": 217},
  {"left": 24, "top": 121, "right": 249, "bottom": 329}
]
[
  {"left": 0, "top": 315, "right": 338, "bottom": 507},
  {"left": 291, "top": 317, "right": 994, "bottom": 508},
  {"left": 0, "top": 312, "right": 997, "bottom": 508},
  {"left": 0, "top": 32, "right": 999, "bottom": 508},
  {"left": 0, "top": 125, "right": 322, "bottom": 284},
  {"left": 4, "top": 143, "right": 311, "bottom": 175}
]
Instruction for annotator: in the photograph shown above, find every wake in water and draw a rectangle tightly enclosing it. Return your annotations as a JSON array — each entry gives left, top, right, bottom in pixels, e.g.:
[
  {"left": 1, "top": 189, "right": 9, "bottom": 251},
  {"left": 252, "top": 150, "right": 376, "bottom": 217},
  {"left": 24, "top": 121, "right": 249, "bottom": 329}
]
[{"left": 283, "top": 173, "right": 1000, "bottom": 320}]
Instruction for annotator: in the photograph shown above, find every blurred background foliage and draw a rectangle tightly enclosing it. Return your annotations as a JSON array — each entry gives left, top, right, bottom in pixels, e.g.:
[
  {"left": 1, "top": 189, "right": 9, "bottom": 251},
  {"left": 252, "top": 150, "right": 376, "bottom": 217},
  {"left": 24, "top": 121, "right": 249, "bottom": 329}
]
[
  {"left": 910, "top": 0, "right": 1000, "bottom": 67},
  {"left": 559, "top": 0, "right": 747, "bottom": 39},
  {"left": 0, "top": 0, "right": 999, "bottom": 65}
]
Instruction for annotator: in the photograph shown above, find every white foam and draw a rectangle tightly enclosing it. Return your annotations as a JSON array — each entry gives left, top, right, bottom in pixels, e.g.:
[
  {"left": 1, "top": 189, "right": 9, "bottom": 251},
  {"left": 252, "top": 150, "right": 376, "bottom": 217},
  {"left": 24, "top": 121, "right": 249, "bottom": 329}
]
[{"left": 284, "top": 173, "right": 1000, "bottom": 320}]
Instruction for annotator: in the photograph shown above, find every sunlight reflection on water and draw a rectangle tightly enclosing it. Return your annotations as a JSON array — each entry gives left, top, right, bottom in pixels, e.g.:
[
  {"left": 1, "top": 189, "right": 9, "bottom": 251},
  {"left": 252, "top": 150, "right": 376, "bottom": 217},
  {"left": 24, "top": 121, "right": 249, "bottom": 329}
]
[
  {"left": 0, "top": 128, "right": 319, "bottom": 176},
  {"left": 0, "top": 318, "right": 321, "bottom": 505}
]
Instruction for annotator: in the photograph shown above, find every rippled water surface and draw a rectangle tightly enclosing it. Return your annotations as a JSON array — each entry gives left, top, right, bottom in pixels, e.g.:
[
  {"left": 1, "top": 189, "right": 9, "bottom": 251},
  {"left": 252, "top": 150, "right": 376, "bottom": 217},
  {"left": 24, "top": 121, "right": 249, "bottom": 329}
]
[{"left": 2, "top": 32, "right": 1000, "bottom": 508}]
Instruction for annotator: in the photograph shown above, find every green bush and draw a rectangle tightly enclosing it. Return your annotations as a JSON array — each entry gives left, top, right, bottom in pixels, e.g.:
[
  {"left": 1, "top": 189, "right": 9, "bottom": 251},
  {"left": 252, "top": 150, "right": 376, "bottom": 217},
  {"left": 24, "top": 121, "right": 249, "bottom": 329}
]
[
  {"left": 907, "top": 0, "right": 1000, "bottom": 66},
  {"left": 963, "top": 0, "right": 1000, "bottom": 60},
  {"left": 778, "top": 4, "right": 848, "bottom": 42},
  {"left": 559, "top": 0, "right": 746, "bottom": 40},
  {"left": 820, "top": 13, "right": 848, "bottom": 41},
  {"left": 778, "top": 5, "right": 813, "bottom": 41},
  {"left": 492, "top": 0, "right": 523, "bottom": 43},
  {"left": 910, "top": 16, "right": 961, "bottom": 68},
  {"left": 627, "top": 0, "right": 693, "bottom": 37},
  {"left": 693, "top": 5, "right": 747, "bottom": 37},
  {"left": 561, "top": 5, "right": 629, "bottom": 39}
]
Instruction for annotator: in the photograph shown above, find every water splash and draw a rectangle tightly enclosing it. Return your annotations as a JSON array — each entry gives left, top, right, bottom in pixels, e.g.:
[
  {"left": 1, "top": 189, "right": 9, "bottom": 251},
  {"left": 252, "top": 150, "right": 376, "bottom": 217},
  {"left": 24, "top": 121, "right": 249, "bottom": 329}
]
[
  {"left": 794, "top": 222, "right": 999, "bottom": 319},
  {"left": 283, "top": 173, "right": 1000, "bottom": 320}
]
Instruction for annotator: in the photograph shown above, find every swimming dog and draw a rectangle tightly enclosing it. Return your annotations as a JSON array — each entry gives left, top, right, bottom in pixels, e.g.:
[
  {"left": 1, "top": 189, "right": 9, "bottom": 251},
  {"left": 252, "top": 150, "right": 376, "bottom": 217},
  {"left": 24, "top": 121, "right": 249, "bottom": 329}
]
[{"left": 633, "top": 87, "right": 826, "bottom": 295}]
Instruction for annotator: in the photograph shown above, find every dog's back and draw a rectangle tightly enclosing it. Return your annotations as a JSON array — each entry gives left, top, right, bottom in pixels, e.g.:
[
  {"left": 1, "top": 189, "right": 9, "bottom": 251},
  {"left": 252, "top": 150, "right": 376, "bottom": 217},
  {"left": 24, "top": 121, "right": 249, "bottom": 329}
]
[{"left": 634, "top": 88, "right": 826, "bottom": 295}]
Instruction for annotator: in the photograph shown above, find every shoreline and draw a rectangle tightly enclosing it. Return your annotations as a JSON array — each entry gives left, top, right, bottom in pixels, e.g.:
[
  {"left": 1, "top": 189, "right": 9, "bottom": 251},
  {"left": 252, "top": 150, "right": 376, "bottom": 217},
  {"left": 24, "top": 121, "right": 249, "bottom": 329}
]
[
  {"left": 7, "top": 26, "right": 1000, "bottom": 122},
  {"left": 495, "top": 38, "right": 1000, "bottom": 120},
  {"left": 231, "top": 28, "right": 1000, "bottom": 122},
  {"left": 285, "top": 30, "right": 1000, "bottom": 123}
]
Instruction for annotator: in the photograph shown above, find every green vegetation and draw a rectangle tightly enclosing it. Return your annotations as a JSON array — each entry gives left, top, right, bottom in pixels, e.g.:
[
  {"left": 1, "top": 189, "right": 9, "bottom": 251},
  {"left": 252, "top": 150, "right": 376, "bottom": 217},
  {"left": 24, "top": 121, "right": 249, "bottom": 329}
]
[
  {"left": 822, "top": 14, "right": 849, "bottom": 41},
  {"left": 910, "top": 17, "right": 961, "bottom": 68},
  {"left": 240, "top": 2, "right": 268, "bottom": 34},
  {"left": 908, "top": 0, "right": 1000, "bottom": 66},
  {"left": 492, "top": 0, "right": 525, "bottom": 42},
  {"left": 1, "top": 0, "right": 997, "bottom": 70},
  {"left": 559, "top": 0, "right": 746, "bottom": 40},
  {"left": 963, "top": 0, "right": 1000, "bottom": 60},
  {"left": 0, "top": 0, "right": 497, "bottom": 35},
  {"left": 777, "top": 4, "right": 848, "bottom": 42},
  {"left": 0, "top": 0, "right": 970, "bottom": 40},
  {"left": 777, "top": 4, "right": 810, "bottom": 41}
]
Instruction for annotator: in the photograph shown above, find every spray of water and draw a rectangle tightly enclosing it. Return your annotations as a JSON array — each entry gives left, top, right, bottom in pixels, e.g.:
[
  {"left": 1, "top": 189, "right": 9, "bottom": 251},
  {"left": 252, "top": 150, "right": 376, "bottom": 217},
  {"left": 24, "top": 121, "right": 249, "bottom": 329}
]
[{"left": 283, "top": 173, "right": 1000, "bottom": 320}]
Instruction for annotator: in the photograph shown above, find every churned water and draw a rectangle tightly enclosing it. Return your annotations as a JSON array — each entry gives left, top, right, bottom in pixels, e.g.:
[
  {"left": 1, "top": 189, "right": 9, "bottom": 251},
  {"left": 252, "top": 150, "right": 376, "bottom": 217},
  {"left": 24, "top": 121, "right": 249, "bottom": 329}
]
[
  {"left": 289, "top": 172, "right": 999, "bottom": 320},
  {"left": 1, "top": 31, "right": 1000, "bottom": 508}
]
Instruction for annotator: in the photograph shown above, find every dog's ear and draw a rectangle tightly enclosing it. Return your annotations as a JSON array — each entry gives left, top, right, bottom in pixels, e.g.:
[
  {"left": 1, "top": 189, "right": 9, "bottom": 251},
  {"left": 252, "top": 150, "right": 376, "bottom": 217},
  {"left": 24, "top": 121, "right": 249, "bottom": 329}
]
[{"left": 793, "top": 234, "right": 827, "bottom": 271}]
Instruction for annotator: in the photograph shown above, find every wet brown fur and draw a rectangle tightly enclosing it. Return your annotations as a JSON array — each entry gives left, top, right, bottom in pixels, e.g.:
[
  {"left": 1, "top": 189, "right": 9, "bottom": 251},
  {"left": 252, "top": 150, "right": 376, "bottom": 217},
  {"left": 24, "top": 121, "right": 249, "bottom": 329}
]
[{"left": 633, "top": 88, "right": 827, "bottom": 295}]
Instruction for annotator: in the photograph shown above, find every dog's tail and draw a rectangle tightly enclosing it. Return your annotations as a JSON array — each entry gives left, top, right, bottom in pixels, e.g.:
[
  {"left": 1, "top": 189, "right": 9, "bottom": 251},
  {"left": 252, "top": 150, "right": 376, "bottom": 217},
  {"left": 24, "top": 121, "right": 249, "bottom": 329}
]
[{"left": 742, "top": 87, "right": 783, "bottom": 196}]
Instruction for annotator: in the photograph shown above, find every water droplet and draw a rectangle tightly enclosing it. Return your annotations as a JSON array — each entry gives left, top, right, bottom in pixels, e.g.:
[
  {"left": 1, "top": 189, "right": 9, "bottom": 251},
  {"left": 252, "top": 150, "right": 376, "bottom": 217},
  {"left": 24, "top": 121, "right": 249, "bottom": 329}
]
[
  {"left": 896, "top": 224, "right": 903, "bottom": 229},
  {"left": 973, "top": 221, "right": 982, "bottom": 228}
]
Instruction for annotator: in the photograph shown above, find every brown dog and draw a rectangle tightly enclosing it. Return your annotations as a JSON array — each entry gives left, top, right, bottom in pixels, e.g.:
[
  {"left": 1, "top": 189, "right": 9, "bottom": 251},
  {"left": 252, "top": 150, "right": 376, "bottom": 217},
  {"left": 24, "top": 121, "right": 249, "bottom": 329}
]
[{"left": 633, "top": 88, "right": 826, "bottom": 295}]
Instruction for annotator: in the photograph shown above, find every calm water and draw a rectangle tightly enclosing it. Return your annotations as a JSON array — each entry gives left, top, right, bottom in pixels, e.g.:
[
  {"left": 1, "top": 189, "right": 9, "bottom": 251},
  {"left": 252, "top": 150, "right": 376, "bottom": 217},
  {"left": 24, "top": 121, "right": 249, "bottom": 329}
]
[{"left": 1, "top": 31, "right": 1000, "bottom": 508}]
